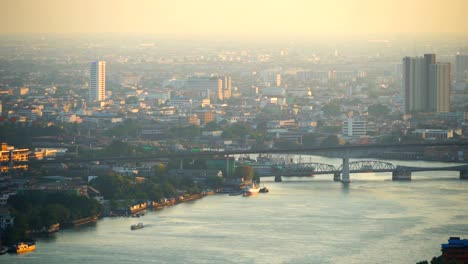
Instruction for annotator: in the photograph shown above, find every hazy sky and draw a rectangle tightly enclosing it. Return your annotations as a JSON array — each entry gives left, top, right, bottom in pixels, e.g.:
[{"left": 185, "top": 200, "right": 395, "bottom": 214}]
[{"left": 1, "top": 0, "right": 468, "bottom": 35}]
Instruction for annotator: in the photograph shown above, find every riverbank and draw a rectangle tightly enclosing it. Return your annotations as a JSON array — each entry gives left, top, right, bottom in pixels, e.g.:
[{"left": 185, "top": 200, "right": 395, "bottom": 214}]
[{"left": 152, "top": 193, "right": 210, "bottom": 210}]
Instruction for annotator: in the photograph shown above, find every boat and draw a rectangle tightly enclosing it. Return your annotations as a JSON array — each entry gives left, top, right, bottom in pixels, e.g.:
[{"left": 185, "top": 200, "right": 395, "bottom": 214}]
[
  {"left": 0, "top": 246, "right": 8, "bottom": 255},
  {"left": 14, "top": 242, "right": 36, "bottom": 254},
  {"left": 243, "top": 183, "right": 260, "bottom": 196},
  {"left": 131, "top": 223, "right": 144, "bottom": 230},
  {"left": 27, "top": 223, "right": 60, "bottom": 235},
  {"left": 441, "top": 237, "right": 468, "bottom": 263}
]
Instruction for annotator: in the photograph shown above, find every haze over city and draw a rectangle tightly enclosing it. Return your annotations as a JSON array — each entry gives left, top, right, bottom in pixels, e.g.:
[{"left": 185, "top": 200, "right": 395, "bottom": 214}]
[{"left": 1, "top": 0, "right": 468, "bottom": 263}]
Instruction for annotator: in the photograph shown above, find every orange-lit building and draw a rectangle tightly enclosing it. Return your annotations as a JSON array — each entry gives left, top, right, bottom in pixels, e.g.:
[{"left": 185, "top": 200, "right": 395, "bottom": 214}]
[
  {"left": 196, "top": 110, "right": 215, "bottom": 125},
  {"left": 0, "top": 143, "right": 29, "bottom": 172},
  {"left": 188, "top": 114, "right": 200, "bottom": 126}
]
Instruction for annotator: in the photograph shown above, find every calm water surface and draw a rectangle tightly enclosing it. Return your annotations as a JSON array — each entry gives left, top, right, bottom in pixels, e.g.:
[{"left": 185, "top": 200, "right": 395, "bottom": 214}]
[{"left": 4, "top": 158, "right": 468, "bottom": 264}]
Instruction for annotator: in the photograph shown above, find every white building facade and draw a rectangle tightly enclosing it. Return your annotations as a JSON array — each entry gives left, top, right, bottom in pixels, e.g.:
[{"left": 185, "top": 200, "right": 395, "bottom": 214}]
[{"left": 89, "top": 61, "right": 106, "bottom": 102}]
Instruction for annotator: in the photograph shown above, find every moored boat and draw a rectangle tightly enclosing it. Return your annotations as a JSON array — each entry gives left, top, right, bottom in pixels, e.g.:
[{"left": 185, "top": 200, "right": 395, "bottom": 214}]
[
  {"left": 27, "top": 223, "right": 60, "bottom": 235},
  {"left": 131, "top": 223, "right": 144, "bottom": 230},
  {"left": 14, "top": 242, "right": 36, "bottom": 254},
  {"left": 243, "top": 183, "right": 260, "bottom": 196},
  {"left": 0, "top": 246, "right": 8, "bottom": 255}
]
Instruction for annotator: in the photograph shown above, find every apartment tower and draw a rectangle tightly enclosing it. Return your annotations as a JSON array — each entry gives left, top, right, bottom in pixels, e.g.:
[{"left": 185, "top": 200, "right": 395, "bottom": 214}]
[
  {"left": 89, "top": 61, "right": 106, "bottom": 102},
  {"left": 402, "top": 54, "right": 451, "bottom": 113}
]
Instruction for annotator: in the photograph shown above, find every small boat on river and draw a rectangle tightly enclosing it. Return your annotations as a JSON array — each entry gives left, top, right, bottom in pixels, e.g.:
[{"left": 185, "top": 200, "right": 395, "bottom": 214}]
[
  {"left": 0, "top": 246, "right": 8, "bottom": 255},
  {"left": 14, "top": 242, "right": 36, "bottom": 254},
  {"left": 243, "top": 183, "right": 260, "bottom": 196},
  {"left": 131, "top": 223, "right": 144, "bottom": 230}
]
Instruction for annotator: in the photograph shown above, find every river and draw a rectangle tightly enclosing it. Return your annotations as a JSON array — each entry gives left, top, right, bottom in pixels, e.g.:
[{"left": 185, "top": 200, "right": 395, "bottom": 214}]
[{"left": 4, "top": 157, "right": 468, "bottom": 264}]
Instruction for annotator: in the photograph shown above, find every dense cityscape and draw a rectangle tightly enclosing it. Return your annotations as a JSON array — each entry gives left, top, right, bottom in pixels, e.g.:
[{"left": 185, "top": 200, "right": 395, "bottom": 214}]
[{"left": 1, "top": 0, "right": 468, "bottom": 263}]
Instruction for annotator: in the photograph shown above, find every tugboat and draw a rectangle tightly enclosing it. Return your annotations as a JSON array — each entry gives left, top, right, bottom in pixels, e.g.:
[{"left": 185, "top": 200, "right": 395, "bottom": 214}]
[
  {"left": 130, "top": 223, "right": 144, "bottom": 230},
  {"left": 14, "top": 242, "right": 36, "bottom": 254}
]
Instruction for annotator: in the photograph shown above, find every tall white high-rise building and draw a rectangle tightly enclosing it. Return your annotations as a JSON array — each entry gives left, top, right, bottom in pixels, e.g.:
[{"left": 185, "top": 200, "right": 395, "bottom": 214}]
[{"left": 89, "top": 61, "right": 106, "bottom": 102}]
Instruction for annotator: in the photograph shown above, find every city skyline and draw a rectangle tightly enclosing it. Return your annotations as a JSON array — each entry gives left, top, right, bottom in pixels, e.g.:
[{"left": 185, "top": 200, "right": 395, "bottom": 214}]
[
  {"left": 1, "top": 0, "right": 468, "bottom": 36},
  {"left": 1, "top": 1, "right": 468, "bottom": 261}
]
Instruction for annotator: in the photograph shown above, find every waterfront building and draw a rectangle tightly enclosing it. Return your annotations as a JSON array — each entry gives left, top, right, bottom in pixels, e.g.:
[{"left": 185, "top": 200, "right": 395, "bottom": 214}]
[
  {"left": 0, "top": 208, "right": 14, "bottom": 230},
  {"left": 0, "top": 143, "right": 29, "bottom": 172},
  {"left": 455, "top": 54, "right": 468, "bottom": 83},
  {"left": 411, "top": 129, "right": 454, "bottom": 140},
  {"left": 89, "top": 61, "right": 106, "bottom": 102},
  {"left": 0, "top": 194, "right": 12, "bottom": 207},
  {"left": 402, "top": 54, "right": 451, "bottom": 113}
]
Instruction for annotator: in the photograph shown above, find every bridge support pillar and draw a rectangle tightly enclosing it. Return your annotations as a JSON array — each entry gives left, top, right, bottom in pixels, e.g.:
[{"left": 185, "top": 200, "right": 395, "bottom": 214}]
[
  {"left": 341, "top": 158, "right": 350, "bottom": 183},
  {"left": 460, "top": 170, "right": 468, "bottom": 180},
  {"left": 333, "top": 173, "right": 341, "bottom": 182},
  {"left": 274, "top": 174, "right": 282, "bottom": 182},
  {"left": 226, "top": 155, "right": 230, "bottom": 178},
  {"left": 392, "top": 170, "right": 411, "bottom": 181}
]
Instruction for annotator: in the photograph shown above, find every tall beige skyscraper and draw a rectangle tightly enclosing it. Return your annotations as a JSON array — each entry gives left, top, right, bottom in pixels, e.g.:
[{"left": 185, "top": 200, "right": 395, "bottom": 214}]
[
  {"left": 429, "top": 63, "right": 451, "bottom": 112},
  {"left": 217, "top": 76, "right": 232, "bottom": 101},
  {"left": 402, "top": 54, "right": 450, "bottom": 113},
  {"left": 89, "top": 61, "right": 106, "bottom": 102}
]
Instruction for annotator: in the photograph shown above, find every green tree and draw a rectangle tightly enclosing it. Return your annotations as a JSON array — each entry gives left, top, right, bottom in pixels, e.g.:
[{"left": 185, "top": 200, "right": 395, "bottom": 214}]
[
  {"left": 169, "top": 125, "right": 201, "bottom": 139},
  {"left": 103, "top": 140, "right": 134, "bottom": 156},
  {"left": 105, "top": 119, "right": 141, "bottom": 138},
  {"left": 206, "top": 175, "right": 223, "bottom": 189},
  {"left": 368, "top": 104, "right": 390, "bottom": 119},
  {"left": 222, "top": 123, "right": 253, "bottom": 139},
  {"left": 204, "top": 121, "right": 222, "bottom": 131},
  {"left": 125, "top": 96, "right": 138, "bottom": 104},
  {"left": 234, "top": 165, "right": 255, "bottom": 181},
  {"left": 322, "top": 100, "right": 341, "bottom": 116},
  {"left": 320, "top": 135, "right": 339, "bottom": 147},
  {"left": 90, "top": 174, "right": 126, "bottom": 199},
  {"left": 302, "top": 133, "right": 320, "bottom": 147}
]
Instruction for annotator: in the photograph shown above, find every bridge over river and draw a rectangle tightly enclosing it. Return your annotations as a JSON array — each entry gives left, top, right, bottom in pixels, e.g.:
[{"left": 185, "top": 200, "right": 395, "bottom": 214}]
[
  {"left": 18, "top": 142, "right": 468, "bottom": 184},
  {"left": 270, "top": 160, "right": 468, "bottom": 182}
]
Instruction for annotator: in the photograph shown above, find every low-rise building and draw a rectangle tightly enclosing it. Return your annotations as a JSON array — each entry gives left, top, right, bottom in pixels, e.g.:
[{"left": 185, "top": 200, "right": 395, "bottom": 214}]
[
  {"left": 412, "top": 129, "right": 454, "bottom": 140},
  {"left": 0, "top": 143, "right": 29, "bottom": 172}
]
